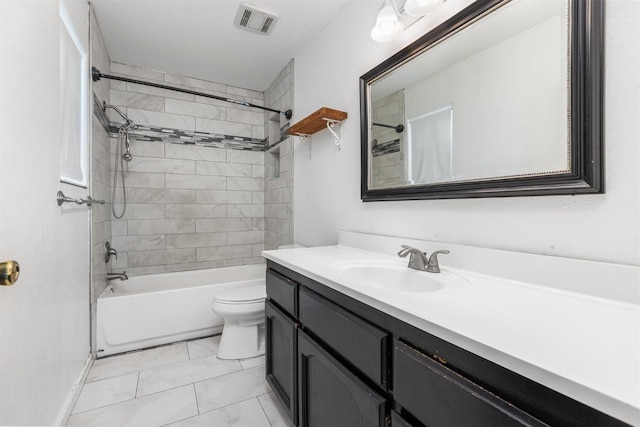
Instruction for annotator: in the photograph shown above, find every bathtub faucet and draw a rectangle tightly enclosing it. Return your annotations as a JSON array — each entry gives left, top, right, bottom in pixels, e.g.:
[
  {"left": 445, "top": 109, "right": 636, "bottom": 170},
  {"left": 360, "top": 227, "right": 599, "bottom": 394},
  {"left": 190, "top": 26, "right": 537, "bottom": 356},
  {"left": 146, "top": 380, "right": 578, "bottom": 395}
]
[{"left": 107, "top": 271, "right": 128, "bottom": 282}]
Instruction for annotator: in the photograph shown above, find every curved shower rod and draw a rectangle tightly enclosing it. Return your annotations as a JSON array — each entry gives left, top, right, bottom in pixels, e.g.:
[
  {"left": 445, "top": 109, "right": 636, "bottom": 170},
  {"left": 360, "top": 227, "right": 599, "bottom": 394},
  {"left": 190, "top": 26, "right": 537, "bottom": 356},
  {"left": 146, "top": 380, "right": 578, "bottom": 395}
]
[{"left": 91, "top": 67, "right": 293, "bottom": 120}]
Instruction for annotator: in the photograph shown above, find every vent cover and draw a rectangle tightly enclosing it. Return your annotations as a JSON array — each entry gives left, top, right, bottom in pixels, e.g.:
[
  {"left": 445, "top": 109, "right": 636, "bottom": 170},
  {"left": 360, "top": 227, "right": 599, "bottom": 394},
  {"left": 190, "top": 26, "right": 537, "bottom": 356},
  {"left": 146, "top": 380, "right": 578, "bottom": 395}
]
[{"left": 234, "top": 2, "right": 278, "bottom": 35}]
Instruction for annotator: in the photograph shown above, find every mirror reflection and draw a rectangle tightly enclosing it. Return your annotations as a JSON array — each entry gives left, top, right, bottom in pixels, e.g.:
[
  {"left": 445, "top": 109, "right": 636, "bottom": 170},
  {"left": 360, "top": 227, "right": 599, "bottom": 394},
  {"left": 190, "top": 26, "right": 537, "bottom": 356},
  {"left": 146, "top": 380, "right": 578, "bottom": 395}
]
[{"left": 368, "top": 0, "right": 569, "bottom": 189}]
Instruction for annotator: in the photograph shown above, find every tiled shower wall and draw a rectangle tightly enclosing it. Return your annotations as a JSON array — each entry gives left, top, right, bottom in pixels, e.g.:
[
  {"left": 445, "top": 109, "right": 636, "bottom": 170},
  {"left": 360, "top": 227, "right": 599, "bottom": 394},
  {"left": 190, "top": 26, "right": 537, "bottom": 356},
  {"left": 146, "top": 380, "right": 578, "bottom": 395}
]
[
  {"left": 108, "top": 63, "right": 268, "bottom": 275},
  {"left": 371, "top": 90, "right": 405, "bottom": 188},
  {"left": 90, "top": 6, "right": 112, "bottom": 354},
  {"left": 264, "top": 60, "right": 295, "bottom": 250}
]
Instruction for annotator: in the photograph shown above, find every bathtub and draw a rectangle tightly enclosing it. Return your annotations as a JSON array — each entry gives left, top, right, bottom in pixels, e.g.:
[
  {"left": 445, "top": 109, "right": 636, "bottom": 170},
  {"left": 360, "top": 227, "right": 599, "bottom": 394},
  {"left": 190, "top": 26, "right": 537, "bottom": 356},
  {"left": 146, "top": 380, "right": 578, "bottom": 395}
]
[{"left": 96, "top": 264, "right": 266, "bottom": 357}]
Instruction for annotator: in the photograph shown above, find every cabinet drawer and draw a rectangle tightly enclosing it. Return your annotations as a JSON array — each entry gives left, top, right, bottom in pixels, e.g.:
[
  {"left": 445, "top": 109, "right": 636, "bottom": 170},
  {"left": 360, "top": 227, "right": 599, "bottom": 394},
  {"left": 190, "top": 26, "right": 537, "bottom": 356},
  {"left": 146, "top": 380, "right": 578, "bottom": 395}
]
[
  {"left": 299, "top": 287, "right": 390, "bottom": 390},
  {"left": 266, "top": 269, "right": 297, "bottom": 316},
  {"left": 394, "top": 340, "right": 548, "bottom": 427}
]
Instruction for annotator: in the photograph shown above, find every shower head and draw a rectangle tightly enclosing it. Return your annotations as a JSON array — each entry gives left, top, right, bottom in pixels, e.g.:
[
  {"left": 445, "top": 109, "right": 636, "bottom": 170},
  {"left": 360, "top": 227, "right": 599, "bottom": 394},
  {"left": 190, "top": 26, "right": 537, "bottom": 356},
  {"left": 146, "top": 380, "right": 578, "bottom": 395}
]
[
  {"left": 122, "top": 134, "right": 133, "bottom": 162},
  {"left": 122, "top": 151, "right": 133, "bottom": 162},
  {"left": 104, "top": 103, "right": 137, "bottom": 130}
]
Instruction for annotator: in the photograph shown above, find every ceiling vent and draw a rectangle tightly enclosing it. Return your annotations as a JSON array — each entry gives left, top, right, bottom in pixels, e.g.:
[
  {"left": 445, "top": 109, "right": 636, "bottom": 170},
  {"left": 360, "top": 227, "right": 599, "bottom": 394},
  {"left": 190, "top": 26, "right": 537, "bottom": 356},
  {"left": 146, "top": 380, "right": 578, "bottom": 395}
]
[{"left": 234, "top": 2, "right": 278, "bottom": 35}]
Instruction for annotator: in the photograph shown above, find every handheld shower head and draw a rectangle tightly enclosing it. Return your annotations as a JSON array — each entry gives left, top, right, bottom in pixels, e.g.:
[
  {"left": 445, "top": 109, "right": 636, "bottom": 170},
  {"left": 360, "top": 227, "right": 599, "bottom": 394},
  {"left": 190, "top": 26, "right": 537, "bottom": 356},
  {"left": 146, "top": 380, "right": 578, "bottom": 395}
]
[{"left": 122, "top": 134, "right": 133, "bottom": 162}]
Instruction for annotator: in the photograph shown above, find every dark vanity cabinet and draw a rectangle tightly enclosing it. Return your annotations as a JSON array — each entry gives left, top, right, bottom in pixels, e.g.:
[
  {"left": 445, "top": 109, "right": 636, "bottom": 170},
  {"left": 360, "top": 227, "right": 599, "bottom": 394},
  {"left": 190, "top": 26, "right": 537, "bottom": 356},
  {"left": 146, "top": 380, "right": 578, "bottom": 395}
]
[
  {"left": 265, "top": 261, "right": 631, "bottom": 427},
  {"left": 265, "top": 269, "right": 298, "bottom": 423}
]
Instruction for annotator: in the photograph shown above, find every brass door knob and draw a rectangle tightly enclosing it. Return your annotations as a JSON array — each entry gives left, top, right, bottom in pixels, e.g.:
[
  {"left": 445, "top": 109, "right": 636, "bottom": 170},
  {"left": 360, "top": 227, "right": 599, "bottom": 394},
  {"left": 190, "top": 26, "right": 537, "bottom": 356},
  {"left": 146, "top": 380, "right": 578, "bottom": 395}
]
[{"left": 1, "top": 260, "right": 20, "bottom": 286}]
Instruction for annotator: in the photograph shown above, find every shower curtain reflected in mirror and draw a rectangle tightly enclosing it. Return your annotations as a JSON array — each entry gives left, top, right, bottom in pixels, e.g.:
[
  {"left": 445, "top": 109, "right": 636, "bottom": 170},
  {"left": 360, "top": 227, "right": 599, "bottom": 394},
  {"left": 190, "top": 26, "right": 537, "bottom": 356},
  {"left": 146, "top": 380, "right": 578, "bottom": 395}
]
[{"left": 406, "top": 105, "right": 453, "bottom": 184}]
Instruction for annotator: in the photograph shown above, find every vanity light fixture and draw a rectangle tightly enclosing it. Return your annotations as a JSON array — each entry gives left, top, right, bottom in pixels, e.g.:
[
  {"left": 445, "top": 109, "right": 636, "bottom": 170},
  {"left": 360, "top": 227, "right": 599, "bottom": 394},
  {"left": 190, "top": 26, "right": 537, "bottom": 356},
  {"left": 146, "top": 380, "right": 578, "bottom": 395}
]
[
  {"left": 370, "top": 0, "right": 404, "bottom": 43},
  {"left": 371, "top": 0, "right": 445, "bottom": 43},
  {"left": 404, "top": 0, "right": 441, "bottom": 17}
]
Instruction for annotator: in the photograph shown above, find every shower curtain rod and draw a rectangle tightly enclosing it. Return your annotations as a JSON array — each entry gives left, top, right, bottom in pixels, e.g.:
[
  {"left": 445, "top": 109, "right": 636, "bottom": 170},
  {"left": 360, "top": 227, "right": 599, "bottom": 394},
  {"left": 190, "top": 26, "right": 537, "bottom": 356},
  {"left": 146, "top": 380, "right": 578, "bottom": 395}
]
[
  {"left": 372, "top": 122, "right": 404, "bottom": 133},
  {"left": 91, "top": 67, "right": 292, "bottom": 120}
]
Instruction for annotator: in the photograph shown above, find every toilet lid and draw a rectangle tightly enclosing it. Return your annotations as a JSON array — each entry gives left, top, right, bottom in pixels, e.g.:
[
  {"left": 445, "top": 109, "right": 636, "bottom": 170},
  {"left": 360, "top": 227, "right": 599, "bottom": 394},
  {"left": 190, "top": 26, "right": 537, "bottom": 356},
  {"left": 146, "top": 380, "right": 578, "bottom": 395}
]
[{"left": 215, "top": 284, "right": 266, "bottom": 304}]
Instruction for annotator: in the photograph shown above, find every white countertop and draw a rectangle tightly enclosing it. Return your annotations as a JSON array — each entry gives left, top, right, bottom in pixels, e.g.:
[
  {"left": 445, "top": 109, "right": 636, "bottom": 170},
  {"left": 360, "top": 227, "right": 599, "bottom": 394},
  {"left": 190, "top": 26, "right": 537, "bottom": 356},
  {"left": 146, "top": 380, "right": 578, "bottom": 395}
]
[{"left": 263, "top": 232, "right": 640, "bottom": 426}]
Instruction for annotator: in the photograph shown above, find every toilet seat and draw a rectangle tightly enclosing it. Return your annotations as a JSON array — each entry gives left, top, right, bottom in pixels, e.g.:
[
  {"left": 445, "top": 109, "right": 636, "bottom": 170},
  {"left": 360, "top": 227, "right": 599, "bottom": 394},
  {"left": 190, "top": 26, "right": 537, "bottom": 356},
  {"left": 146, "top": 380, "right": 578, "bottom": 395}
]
[{"left": 214, "top": 284, "right": 266, "bottom": 305}]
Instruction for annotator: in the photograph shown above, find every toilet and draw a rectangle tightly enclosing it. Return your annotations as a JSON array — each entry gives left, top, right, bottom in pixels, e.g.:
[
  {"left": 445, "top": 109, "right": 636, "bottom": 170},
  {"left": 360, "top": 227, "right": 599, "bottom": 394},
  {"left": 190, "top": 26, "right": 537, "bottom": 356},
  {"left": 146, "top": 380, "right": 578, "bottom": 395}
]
[
  {"left": 212, "top": 283, "right": 267, "bottom": 360},
  {"left": 211, "top": 244, "right": 305, "bottom": 360}
]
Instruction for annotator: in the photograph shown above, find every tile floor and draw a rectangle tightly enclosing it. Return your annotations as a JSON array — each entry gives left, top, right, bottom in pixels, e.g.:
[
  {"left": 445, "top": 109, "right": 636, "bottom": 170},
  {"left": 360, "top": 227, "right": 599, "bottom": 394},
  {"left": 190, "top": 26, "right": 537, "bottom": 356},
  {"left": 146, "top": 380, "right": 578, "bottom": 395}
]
[{"left": 67, "top": 336, "right": 292, "bottom": 427}]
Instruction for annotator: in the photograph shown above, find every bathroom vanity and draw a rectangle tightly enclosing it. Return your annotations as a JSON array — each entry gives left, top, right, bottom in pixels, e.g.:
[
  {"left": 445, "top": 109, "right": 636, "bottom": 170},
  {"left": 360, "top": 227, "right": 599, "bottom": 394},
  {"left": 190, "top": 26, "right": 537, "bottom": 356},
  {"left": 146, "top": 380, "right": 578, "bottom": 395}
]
[{"left": 262, "top": 232, "right": 639, "bottom": 427}]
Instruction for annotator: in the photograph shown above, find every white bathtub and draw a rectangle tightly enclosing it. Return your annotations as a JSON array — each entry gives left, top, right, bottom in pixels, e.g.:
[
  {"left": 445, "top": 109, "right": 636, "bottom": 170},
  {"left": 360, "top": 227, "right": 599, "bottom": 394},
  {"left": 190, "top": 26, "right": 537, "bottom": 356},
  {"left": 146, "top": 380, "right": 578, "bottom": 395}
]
[{"left": 96, "top": 264, "right": 266, "bottom": 357}]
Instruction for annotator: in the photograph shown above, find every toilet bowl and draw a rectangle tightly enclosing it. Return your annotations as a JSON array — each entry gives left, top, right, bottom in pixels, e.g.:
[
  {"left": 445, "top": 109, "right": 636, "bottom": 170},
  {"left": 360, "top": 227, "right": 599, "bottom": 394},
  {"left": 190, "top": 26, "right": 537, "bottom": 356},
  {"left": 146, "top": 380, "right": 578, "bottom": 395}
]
[
  {"left": 212, "top": 245, "right": 304, "bottom": 360},
  {"left": 211, "top": 283, "right": 267, "bottom": 360}
]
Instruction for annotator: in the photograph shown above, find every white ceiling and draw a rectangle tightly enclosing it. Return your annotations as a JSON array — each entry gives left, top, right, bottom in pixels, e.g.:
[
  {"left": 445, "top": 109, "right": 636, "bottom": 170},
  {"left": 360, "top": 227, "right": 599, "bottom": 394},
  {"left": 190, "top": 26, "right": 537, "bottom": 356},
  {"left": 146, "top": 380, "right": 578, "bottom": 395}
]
[{"left": 91, "top": 0, "right": 349, "bottom": 91}]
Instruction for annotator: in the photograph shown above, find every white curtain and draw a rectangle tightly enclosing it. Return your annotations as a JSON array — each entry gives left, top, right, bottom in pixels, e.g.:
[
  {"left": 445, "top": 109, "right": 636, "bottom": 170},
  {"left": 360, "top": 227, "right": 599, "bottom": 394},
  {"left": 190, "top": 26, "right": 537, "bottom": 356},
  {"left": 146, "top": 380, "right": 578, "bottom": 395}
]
[{"left": 407, "top": 106, "right": 453, "bottom": 184}]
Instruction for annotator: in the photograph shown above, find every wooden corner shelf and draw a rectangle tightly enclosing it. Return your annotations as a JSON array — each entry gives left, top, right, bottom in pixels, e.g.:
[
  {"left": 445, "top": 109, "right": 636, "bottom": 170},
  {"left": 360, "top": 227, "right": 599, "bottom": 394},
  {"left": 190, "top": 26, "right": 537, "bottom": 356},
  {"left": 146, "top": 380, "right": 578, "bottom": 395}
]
[{"left": 287, "top": 107, "right": 348, "bottom": 136}]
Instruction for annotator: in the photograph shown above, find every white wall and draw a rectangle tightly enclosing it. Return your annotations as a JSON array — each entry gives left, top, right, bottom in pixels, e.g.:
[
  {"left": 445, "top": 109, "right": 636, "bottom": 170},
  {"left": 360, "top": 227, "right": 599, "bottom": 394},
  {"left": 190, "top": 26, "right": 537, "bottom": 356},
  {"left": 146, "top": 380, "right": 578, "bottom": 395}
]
[
  {"left": 293, "top": 0, "right": 640, "bottom": 266},
  {"left": 0, "top": 0, "right": 90, "bottom": 424}
]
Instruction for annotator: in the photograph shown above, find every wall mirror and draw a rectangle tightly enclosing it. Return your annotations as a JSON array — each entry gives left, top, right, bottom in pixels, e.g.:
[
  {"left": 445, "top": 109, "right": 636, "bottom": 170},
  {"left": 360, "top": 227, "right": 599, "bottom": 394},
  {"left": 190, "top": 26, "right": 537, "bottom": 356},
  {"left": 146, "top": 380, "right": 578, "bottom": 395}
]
[{"left": 360, "top": 0, "right": 603, "bottom": 201}]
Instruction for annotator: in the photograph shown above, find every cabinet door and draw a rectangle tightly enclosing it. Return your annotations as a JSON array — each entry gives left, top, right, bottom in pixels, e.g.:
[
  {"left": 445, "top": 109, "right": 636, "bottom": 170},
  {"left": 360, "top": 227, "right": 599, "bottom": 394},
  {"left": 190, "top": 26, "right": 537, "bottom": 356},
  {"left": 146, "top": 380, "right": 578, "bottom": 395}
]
[
  {"left": 394, "top": 340, "right": 549, "bottom": 427},
  {"left": 298, "top": 330, "right": 386, "bottom": 427},
  {"left": 265, "top": 300, "right": 297, "bottom": 424}
]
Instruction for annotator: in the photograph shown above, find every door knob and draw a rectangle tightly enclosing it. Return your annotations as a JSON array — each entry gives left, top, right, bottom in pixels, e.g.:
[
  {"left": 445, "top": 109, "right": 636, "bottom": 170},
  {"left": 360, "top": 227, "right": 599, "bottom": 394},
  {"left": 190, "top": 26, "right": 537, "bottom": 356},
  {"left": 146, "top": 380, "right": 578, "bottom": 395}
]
[{"left": 1, "top": 260, "right": 20, "bottom": 286}]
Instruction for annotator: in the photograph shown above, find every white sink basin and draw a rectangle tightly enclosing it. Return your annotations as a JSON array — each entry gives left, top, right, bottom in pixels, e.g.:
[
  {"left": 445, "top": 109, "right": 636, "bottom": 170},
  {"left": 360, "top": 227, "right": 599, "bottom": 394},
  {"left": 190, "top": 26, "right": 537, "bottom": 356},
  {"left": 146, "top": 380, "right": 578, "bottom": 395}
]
[{"left": 331, "top": 260, "right": 469, "bottom": 293}]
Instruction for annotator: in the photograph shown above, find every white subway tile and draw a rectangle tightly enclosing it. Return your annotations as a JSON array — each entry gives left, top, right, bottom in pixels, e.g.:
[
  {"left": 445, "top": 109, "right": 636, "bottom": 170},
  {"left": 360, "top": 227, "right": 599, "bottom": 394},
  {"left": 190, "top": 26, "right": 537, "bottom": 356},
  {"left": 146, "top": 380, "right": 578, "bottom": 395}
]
[
  {"left": 127, "top": 219, "right": 195, "bottom": 235},
  {"left": 227, "top": 177, "right": 264, "bottom": 191},
  {"left": 195, "top": 161, "right": 251, "bottom": 177},
  {"left": 124, "top": 172, "right": 165, "bottom": 188},
  {"left": 226, "top": 86, "right": 263, "bottom": 100},
  {"left": 130, "top": 140, "right": 165, "bottom": 157},
  {"left": 165, "top": 174, "right": 226, "bottom": 190},
  {"left": 127, "top": 157, "right": 195, "bottom": 174},
  {"left": 227, "top": 149, "right": 265, "bottom": 165},
  {"left": 227, "top": 231, "right": 264, "bottom": 245},
  {"left": 164, "top": 73, "right": 226, "bottom": 93},
  {"left": 196, "top": 218, "right": 252, "bottom": 233},
  {"left": 127, "top": 188, "right": 195, "bottom": 204},
  {"left": 110, "top": 89, "right": 165, "bottom": 112},
  {"left": 165, "top": 144, "right": 226, "bottom": 162},
  {"left": 166, "top": 233, "right": 227, "bottom": 249},
  {"left": 111, "top": 235, "right": 165, "bottom": 251},
  {"left": 165, "top": 98, "right": 225, "bottom": 120},
  {"left": 196, "top": 245, "right": 253, "bottom": 262},
  {"left": 128, "top": 109, "right": 196, "bottom": 131},
  {"left": 119, "top": 204, "right": 165, "bottom": 220},
  {"left": 195, "top": 117, "right": 252, "bottom": 137},
  {"left": 110, "top": 62, "right": 164, "bottom": 82},
  {"left": 228, "top": 205, "right": 265, "bottom": 218},
  {"left": 126, "top": 82, "right": 195, "bottom": 102},
  {"left": 196, "top": 190, "right": 252, "bottom": 204},
  {"left": 227, "top": 108, "right": 264, "bottom": 126},
  {"left": 165, "top": 204, "right": 226, "bottom": 219}
]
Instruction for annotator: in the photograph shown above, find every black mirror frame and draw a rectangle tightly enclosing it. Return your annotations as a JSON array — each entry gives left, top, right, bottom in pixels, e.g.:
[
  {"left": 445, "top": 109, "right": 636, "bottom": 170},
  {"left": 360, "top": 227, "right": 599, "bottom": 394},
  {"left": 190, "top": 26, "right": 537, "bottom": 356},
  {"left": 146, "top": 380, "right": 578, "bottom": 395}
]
[{"left": 360, "top": 0, "right": 604, "bottom": 201}]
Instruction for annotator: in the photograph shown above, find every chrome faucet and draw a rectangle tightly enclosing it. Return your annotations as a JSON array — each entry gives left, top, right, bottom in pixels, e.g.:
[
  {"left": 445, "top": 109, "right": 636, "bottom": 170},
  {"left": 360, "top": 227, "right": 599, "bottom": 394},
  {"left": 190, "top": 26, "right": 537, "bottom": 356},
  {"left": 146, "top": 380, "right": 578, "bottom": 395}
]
[
  {"left": 106, "top": 271, "right": 128, "bottom": 282},
  {"left": 398, "top": 245, "right": 450, "bottom": 273}
]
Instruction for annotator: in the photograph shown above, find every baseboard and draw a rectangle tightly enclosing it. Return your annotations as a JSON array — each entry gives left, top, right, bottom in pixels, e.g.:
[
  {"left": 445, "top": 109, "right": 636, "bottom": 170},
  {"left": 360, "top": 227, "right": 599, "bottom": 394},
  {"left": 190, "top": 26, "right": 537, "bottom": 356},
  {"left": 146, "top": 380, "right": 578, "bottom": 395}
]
[{"left": 54, "top": 353, "right": 93, "bottom": 426}]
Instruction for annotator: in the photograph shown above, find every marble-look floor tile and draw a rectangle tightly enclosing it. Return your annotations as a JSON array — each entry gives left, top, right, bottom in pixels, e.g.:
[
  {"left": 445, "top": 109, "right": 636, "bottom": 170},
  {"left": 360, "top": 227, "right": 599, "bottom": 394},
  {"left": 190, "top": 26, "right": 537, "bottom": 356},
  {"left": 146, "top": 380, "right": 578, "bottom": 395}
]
[
  {"left": 194, "top": 366, "right": 271, "bottom": 413},
  {"left": 137, "top": 354, "right": 242, "bottom": 397},
  {"left": 88, "top": 343, "right": 189, "bottom": 382},
  {"left": 187, "top": 335, "right": 221, "bottom": 360},
  {"left": 258, "top": 392, "right": 294, "bottom": 427},
  {"left": 166, "top": 398, "right": 271, "bottom": 427},
  {"left": 66, "top": 384, "right": 198, "bottom": 427},
  {"left": 240, "top": 355, "right": 265, "bottom": 370},
  {"left": 72, "top": 372, "right": 138, "bottom": 414}
]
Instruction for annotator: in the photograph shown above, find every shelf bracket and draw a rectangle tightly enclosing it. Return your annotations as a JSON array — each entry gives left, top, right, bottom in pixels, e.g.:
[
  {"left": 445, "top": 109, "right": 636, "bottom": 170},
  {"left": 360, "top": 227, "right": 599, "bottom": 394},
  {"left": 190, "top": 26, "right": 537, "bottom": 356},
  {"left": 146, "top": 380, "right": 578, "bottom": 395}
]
[
  {"left": 323, "top": 118, "right": 342, "bottom": 150},
  {"left": 294, "top": 133, "right": 313, "bottom": 159}
]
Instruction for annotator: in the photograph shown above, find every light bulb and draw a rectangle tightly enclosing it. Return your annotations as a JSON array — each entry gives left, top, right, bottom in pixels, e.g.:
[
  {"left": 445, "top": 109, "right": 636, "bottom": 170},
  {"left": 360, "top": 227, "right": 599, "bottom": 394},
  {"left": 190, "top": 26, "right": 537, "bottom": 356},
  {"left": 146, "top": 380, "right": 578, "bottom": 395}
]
[
  {"left": 404, "top": 0, "right": 440, "bottom": 17},
  {"left": 371, "top": 2, "right": 404, "bottom": 43}
]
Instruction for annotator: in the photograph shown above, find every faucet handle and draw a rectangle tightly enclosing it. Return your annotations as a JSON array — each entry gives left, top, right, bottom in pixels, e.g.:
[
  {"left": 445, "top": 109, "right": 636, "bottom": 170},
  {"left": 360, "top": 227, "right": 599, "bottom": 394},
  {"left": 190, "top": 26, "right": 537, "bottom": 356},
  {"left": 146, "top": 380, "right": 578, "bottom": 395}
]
[{"left": 427, "top": 250, "right": 450, "bottom": 273}]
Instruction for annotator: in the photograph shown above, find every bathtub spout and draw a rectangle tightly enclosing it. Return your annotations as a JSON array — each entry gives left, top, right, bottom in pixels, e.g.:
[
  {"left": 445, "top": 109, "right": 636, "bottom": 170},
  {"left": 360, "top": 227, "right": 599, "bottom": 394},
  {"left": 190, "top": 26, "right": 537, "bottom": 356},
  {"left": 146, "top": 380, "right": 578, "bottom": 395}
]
[{"left": 107, "top": 271, "right": 128, "bottom": 282}]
